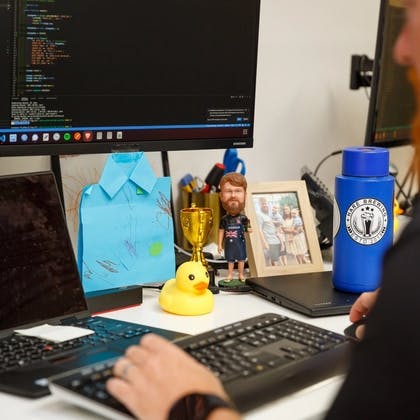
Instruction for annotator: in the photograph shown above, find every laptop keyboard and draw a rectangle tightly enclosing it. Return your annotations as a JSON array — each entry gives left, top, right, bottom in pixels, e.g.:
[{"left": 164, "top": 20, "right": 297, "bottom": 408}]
[
  {"left": 49, "top": 313, "right": 349, "bottom": 416},
  {"left": 0, "top": 317, "right": 151, "bottom": 373}
]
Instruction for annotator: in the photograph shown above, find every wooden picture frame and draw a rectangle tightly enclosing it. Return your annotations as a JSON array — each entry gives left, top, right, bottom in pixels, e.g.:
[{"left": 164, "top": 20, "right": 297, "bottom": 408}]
[{"left": 245, "top": 181, "right": 323, "bottom": 277}]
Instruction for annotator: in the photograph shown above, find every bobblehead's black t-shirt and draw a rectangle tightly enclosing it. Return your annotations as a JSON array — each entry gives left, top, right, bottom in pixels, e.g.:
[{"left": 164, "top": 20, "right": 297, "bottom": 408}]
[{"left": 219, "top": 213, "right": 249, "bottom": 262}]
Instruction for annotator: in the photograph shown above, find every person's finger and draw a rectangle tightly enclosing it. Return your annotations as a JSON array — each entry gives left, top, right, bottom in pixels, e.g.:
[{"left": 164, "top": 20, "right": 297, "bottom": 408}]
[
  {"left": 138, "top": 333, "right": 173, "bottom": 352},
  {"left": 349, "top": 302, "right": 368, "bottom": 322},
  {"left": 113, "top": 357, "right": 141, "bottom": 383},
  {"left": 106, "top": 377, "right": 131, "bottom": 399},
  {"left": 355, "top": 325, "right": 366, "bottom": 340},
  {"left": 125, "top": 343, "right": 153, "bottom": 366},
  {"left": 349, "top": 291, "right": 378, "bottom": 322},
  {"left": 106, "top": 377, "right": 144, "bottom": 417},
  {"left": 137, "top": 333, "right": 189, "bottom": 361}
]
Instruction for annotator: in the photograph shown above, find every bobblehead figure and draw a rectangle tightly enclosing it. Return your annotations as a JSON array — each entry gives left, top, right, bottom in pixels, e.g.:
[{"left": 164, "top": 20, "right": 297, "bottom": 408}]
[{"left": 218, "top": 172, "right": 252, "bottom": 285}]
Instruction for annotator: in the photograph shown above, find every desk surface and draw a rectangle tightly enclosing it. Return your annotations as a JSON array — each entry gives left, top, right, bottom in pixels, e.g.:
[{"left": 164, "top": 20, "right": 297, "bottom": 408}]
[{"left": 0, "top": 283, "right": 349, "bottom": 420}]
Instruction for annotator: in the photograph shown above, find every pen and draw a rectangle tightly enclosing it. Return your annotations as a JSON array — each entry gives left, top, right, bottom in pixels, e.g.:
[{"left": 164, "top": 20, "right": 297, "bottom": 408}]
[
  {"left": 179, "top": 173, "right": 194, "bottom": 193},
  {"left": 192, "top": 176, "right": 204, "bottom": 192}
]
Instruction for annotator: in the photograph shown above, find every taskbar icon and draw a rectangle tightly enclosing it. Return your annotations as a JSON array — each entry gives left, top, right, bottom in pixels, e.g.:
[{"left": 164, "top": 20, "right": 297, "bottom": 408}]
[{"left": 0, "top": 129, "right": 124, "bottom": 144}]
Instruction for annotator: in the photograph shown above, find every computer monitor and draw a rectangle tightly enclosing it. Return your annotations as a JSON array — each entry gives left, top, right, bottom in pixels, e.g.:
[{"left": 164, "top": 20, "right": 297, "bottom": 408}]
[
  {"left": 0, "top": 0, "right": 260, "bottom": 156},
  {"left": 364, "top": 0, "right": 415, "bottom": 148}
]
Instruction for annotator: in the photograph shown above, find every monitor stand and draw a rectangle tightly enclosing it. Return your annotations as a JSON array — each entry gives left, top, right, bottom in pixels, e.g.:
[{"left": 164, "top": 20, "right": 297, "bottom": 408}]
[{"left": 161, "top": 151, "right": 178, "bottom": 244}]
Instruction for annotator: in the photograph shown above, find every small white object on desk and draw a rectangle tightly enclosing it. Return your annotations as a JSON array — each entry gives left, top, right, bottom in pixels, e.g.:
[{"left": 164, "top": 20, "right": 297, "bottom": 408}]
[{"left": 14, "top": 324, "right": 94, "bottom": 343}]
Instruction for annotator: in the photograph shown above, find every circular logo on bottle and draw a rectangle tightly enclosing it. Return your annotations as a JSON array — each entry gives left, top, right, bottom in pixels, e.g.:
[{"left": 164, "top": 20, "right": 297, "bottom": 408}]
[{"left": 346, "top": 198, "right": 388, "bottom": 245}]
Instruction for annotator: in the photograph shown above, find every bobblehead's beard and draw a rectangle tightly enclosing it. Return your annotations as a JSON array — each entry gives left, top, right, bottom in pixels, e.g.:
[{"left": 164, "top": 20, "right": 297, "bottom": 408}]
[
  {"left": 223, "top": 198, "right": 245, "bottom": 215},
  {"left": 408, "top": 67, "right": 420, "bottom": 184}
]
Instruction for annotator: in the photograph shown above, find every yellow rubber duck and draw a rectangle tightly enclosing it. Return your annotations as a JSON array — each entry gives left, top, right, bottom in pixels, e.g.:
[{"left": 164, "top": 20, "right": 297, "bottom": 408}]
[
  {"left": 394, "top": 198, "right": 404, "bottom": 233},
  {"left": 159, "top": 261, "right": 214, "bottom": 315}
]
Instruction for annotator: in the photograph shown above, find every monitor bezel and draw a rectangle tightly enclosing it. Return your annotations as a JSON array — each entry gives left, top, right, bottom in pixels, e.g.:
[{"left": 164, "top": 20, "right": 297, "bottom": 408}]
[{"left": 0, "top": 136, "right": 254, "bottom": 157}]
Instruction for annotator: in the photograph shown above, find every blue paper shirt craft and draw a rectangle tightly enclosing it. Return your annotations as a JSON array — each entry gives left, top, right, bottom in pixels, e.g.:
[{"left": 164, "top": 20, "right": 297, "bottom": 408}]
[{"left": 78, "top": 152, "right": 175, "bottom": 293}]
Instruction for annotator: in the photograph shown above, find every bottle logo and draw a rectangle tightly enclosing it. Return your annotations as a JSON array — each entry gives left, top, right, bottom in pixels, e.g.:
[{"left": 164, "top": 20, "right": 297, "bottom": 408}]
[{"left": 345, "top": 198, "right": 388, "bottom": 245}]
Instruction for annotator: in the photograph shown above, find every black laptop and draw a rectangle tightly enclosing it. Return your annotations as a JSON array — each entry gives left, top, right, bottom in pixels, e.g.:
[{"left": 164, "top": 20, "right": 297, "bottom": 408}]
[
  {"left": 246, "top": 271, "right": 359, "bottom": 317},
  {"left": 0, "top": 171, "right": 184, "bottom": 398}
]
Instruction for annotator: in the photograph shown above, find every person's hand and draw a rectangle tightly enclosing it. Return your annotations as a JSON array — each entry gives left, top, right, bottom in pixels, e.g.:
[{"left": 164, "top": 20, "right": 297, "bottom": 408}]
[
  {"left": 349, "top": 289, "right": 379, "bottom": 339},
  {"left": 106, "top": 333, "right": 236, "bottom": 420}
]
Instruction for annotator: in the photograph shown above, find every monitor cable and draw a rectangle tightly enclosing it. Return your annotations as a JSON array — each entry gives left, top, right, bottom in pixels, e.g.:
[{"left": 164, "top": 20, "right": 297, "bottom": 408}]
[
  {"left": 314, "top": 149, "right": 343, "bottom": 177},
  {"left": 302, "top": 150, "right": 342, "bottom": 249},
  {"left": 394, "top": 158, "right": 417, "bottom": 215}
]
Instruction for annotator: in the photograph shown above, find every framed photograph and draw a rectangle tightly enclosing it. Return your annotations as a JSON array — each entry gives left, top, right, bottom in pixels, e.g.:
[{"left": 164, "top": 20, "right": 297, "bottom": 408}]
[{"left": 245, "top": 181, "right": 323, "bottom": 277}]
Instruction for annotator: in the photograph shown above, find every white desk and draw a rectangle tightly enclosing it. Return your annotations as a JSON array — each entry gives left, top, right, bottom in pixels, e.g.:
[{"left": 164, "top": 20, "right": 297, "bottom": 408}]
[{"left": 0, "top": 285, "right": 349, "bottom": 420}]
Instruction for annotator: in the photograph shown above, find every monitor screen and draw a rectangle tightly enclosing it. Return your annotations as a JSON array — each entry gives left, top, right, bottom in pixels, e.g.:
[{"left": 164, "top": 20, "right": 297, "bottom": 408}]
[
  {"left": 364, "top": 0, "right": 415, "bottom": 148},
  {"left": 0, "top": 0, "right": 260, "bottom": 156}
]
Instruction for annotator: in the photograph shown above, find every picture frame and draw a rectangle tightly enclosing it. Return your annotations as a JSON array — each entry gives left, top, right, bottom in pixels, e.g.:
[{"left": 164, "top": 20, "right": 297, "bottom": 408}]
[{"left": 245, "top": 180, "right": 323, "bottom": 277}]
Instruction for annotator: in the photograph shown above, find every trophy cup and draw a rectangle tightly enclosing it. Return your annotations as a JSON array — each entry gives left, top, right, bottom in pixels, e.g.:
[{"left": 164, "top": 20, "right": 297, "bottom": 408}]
[{"left": 180, "top": 205, "right": 219, "bottom": 293}]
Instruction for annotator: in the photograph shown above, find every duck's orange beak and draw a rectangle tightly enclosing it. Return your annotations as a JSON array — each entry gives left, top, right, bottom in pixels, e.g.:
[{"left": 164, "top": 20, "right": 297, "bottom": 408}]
[{"left": 194, "top": 281, "right": 208, "bottom": 292}]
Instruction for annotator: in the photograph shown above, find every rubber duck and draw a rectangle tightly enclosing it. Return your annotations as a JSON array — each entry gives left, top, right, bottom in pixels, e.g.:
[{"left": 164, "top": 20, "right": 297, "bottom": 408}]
[
  {"left": 159, "top": 261, "right": 214, "bottom": 315},
  {"left": 394, "top": 198, "right": 404, "bottom": 233}
]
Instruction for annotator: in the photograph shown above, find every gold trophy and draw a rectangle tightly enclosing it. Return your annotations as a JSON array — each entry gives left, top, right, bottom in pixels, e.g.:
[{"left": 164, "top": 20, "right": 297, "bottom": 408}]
[{"left": 180, "top": 205, "right": 213, "bottom": 267}]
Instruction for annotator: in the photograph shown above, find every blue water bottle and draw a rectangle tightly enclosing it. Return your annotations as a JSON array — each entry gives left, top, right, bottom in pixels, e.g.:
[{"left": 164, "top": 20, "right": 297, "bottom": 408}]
[{"left": 332, "top": 147, "right": 394, "bottom": 293}]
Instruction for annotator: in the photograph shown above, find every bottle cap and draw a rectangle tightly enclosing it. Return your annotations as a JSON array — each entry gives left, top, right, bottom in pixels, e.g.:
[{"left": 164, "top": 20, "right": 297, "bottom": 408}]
[{"left": 342, "top": 147, "right": 389, "bottom": 177}]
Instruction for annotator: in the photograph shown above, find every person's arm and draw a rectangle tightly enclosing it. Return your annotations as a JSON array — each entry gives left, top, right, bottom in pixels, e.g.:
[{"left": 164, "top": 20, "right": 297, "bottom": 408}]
[
  {"left": 255, "top": 217, "right": 268, "bottom": 249},
  {"left": 106, "top": 334, "right": 240, "bottom": 420},
  {"left": 259, "top": 228, "right": 269, "bottom": 249},
  {"left": 325, "top": 216, "right": 420, "bottom": 419}
]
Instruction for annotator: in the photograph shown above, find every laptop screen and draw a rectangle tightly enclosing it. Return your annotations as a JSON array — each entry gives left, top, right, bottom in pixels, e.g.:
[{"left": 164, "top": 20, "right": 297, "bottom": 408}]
[{"left": 0, "top": 172, "right": 87, "bottom": 330}]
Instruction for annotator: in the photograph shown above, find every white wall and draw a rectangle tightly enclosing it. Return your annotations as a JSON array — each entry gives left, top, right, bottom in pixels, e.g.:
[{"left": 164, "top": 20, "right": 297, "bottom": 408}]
[{"left": 0, "top": 0, "right": 415, "bottom": 241}]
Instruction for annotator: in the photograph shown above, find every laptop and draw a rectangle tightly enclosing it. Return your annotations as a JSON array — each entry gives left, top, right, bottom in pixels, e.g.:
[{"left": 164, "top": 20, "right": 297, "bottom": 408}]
[
  {"left": 0, "top": 171, "right": 185, "bottom": 398},
  {"left": 246, "top": 271, "right": 359, "bottom": 317}
]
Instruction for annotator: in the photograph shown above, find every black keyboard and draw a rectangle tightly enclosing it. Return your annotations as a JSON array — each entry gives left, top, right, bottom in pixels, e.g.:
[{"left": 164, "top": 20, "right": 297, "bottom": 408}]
[
  {"left": 49, "top": 313, "right": 350, "bottom": 417},
  {"left": 0, "top": 317, "right": 151, "bottom": 373}
]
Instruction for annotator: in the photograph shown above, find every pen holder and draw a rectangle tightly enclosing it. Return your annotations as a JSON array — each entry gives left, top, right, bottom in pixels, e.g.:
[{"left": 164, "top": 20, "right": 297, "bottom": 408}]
[{"left": 180, "top": 190, "right": 224, "bottom": 249}]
